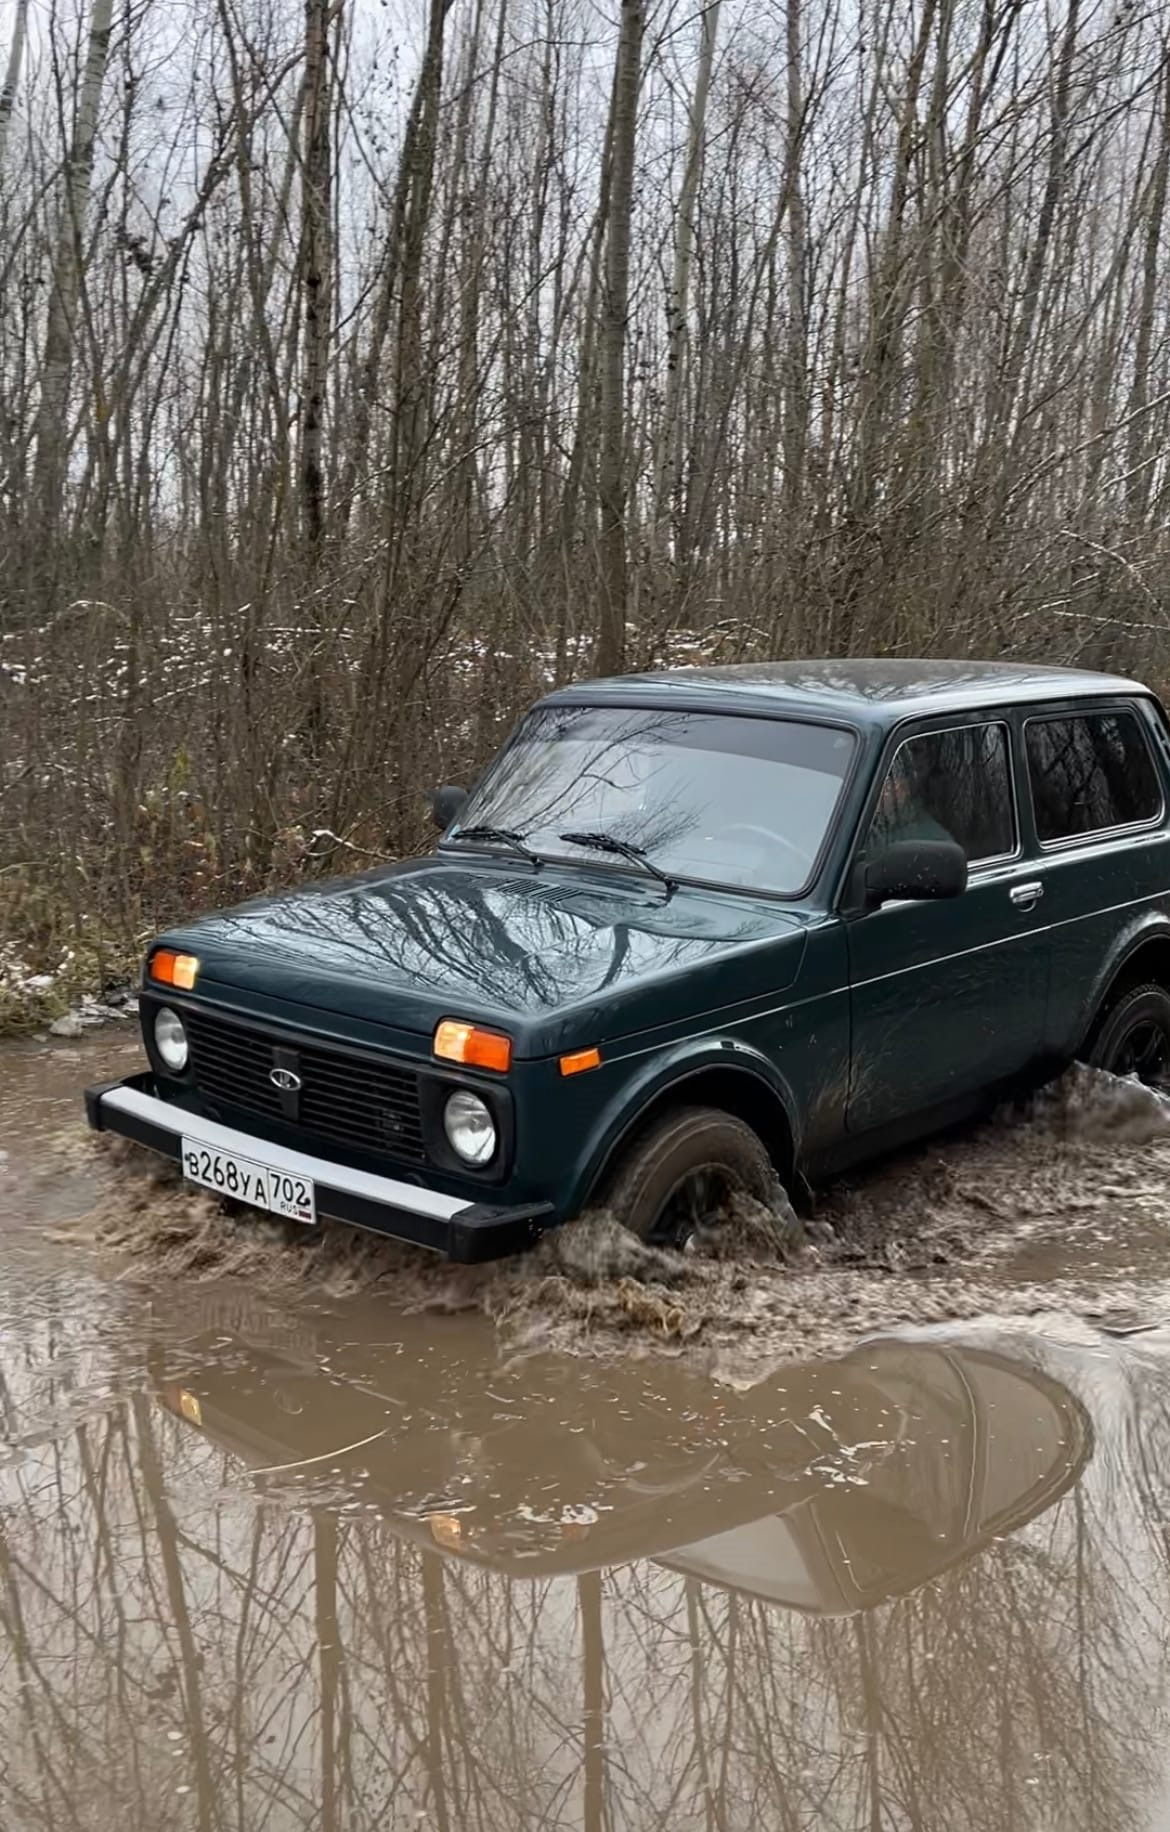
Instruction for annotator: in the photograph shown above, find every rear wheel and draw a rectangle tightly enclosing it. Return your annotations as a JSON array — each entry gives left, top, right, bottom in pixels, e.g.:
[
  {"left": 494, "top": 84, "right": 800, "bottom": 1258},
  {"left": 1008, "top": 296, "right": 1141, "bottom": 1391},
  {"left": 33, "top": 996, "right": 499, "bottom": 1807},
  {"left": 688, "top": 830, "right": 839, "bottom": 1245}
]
[
  {"left": 1085, "top": 982, "right": 1170, "bottom": 1087},
  {"left": 600, "top": 1105, "right": 782, "bottom": 1247}
]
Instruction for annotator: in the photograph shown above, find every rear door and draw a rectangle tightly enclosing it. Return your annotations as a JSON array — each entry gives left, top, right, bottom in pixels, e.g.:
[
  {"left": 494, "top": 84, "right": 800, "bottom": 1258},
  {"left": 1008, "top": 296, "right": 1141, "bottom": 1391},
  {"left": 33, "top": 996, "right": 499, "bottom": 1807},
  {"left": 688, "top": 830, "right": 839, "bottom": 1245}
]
[
  {"left": 845, "top": 713, "right": 1050, "bottom": 1133},
  {"left": 1019, "top": 698, "right": 1170, "bottom": 1057}
]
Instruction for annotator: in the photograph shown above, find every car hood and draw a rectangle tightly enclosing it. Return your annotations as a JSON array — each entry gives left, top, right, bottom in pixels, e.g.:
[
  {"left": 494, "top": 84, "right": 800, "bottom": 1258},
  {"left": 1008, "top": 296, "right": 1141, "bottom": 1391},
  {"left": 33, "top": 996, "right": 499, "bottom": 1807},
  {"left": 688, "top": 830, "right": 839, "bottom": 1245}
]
[{"left": 157, "top": 856, "right": 815, "bottom": 1055}]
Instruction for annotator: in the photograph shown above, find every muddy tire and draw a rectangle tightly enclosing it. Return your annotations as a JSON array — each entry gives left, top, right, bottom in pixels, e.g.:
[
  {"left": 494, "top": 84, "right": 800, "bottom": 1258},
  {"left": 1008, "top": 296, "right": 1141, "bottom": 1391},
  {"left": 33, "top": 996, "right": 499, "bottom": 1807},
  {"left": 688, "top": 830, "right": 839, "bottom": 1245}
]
[
  {"left": 601, "top": 1105, "right": 782, "bottom": 1247},
  {"left": 1085, "top": 982, "right": 1170, "bottom": 1086}
]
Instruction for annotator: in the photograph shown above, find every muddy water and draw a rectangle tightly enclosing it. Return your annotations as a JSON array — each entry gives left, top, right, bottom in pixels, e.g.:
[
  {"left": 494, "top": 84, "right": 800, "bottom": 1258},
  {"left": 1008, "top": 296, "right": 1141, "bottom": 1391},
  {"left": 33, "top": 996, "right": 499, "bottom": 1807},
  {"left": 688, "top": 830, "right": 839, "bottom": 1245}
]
[{"left": 7, "top": 1040, "right": 1170, "bottom": 1827}]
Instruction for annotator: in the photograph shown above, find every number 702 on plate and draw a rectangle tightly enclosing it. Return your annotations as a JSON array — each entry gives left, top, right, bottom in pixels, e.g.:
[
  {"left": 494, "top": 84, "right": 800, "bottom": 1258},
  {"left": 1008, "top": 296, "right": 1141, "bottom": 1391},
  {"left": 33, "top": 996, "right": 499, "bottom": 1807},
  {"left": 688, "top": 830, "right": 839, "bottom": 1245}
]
[{"left": 180, "top": 1140, "right": 316, "bottom": 1226}]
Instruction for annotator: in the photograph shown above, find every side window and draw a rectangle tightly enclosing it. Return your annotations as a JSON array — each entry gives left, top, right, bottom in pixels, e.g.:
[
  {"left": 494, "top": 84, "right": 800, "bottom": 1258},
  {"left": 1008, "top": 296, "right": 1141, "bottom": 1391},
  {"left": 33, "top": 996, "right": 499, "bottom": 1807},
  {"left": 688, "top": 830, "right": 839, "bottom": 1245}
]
[
  {"left": 1026, "top": 709, "right": 1162, "bottom": 843},
  {"left": 866, "top": 723, "right": 1015, "bottom": 864}
]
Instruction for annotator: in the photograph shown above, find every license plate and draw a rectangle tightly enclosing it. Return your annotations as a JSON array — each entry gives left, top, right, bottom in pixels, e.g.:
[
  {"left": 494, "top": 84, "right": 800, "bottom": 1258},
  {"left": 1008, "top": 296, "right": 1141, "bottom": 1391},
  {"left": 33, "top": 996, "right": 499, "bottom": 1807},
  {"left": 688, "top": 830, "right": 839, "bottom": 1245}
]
[{"left": 180, "top": 1140, "right": 316, "bottom": 1226}]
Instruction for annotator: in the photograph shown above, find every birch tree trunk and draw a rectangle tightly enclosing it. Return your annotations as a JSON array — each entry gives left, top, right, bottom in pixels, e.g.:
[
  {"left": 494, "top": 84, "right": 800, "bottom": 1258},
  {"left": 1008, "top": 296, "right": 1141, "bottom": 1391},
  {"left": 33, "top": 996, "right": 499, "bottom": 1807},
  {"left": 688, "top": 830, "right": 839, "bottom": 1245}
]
[
  {"left": 0, "top": 0, "right": 30, "bottom": 175},
  {"left": 653, "top": 0, "right": 720, "bottom": 547},
  {"left": 1126, "top": 47, "right": 1170, "bottom": 520},
  {"left": 559, "top": 63, "right": 618, "bottom": 557},
  {"left": 31, "top": 0, "right": 115, "bottom": 554},
  {"left": 782, "top": 0, "right": 807, "bottom": 517},
  {"left": 338, "top": 0, "right": 452, "bottom": 530},
  {"left": 298, "top": 0, "right": 335, "bottom": 558},
  {"left": 390, "top": 0, "right": 451, "bottom": 531},
  {"left": 596, "top": 0, "right": 644, "bottom": 675}
]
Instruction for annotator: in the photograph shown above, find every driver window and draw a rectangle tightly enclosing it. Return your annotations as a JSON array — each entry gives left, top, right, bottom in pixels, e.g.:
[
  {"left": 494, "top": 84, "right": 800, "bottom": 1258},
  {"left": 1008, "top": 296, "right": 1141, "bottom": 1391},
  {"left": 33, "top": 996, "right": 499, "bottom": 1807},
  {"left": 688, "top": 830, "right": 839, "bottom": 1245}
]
[{"left": 866, "top": 723, "right": 1016, "bottom": 864}]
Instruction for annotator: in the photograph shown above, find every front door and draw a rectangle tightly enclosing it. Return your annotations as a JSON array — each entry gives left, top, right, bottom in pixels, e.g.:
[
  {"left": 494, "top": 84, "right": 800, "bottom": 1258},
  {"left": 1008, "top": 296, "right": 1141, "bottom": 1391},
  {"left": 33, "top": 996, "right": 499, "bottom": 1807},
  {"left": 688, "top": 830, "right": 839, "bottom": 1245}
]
[{"left": 845, "top": 716, "right": 1049, "bottom": 1133}]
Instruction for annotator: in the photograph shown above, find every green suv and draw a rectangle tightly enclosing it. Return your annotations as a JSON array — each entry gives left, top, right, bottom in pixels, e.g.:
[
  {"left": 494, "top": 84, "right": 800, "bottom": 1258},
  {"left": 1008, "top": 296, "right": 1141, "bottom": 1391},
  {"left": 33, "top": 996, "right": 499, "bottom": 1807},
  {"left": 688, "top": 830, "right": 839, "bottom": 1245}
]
[{"left": 86, "top": 660, "right": 1170, "bottom": 1258}]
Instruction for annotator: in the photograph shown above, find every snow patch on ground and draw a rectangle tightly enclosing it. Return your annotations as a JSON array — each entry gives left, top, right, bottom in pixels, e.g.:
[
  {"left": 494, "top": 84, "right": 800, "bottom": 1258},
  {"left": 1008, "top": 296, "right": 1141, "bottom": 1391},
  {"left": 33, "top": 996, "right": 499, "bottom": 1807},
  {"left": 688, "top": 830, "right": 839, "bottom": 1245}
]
[{"left": 0, "top": 942, "right": 137, "bottom": 1037}]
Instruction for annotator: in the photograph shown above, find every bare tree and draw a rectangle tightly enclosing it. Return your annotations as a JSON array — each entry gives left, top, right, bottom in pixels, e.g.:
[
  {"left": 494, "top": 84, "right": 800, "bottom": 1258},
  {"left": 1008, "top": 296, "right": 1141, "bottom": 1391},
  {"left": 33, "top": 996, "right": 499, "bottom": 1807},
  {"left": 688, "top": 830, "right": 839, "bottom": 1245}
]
[
  {"left": 596, "top": 0, "right": 645, "bottom": 676},
  {"left": 298, "top": 0, "right": 337, "bottom": 558},
  {"left": 0, "top": 0, "right": 30, "bottom": 175},
  {"left": 654, "top": 2, "right": 721, "bottom": 546},
  {"left": 1126, "top": 39, "right": 1170, "bottom": 521},
  {"left": 3, "top": 0, "right": 1170, "bottom": 1011},
  {"left": 30, "top": 0, "right": 115, "bottom": 563}
]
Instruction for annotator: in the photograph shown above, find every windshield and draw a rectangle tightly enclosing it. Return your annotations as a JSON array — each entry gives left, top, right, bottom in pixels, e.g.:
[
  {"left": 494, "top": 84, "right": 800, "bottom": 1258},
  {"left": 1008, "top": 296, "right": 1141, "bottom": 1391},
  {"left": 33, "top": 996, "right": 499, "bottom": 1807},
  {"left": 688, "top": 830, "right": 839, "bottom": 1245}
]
[{"left": 447, "top": 706, "right": 856, "bottom": 896}]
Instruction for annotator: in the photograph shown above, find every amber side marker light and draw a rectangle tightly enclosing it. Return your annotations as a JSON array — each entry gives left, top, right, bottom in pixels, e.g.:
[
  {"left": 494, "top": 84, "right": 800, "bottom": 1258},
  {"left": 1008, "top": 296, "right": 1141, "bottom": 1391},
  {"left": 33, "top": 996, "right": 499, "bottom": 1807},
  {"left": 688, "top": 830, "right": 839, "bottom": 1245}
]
[
  {"left": 433, "top": 1019, "right": 512, "bottom": 1073},
  {"left": 560, "top": 1046, "right": 602, "bottom": 1077},
  {"left": 149, "top": 949, "right": 200, "bottom": 990}
]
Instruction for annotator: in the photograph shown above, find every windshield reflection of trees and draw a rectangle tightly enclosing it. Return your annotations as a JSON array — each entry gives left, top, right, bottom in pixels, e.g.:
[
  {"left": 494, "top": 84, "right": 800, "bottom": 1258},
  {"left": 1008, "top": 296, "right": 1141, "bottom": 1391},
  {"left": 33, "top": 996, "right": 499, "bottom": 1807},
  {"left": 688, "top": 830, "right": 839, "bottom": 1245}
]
[
  {"left": 456, "top": 707, "right": 852, "bottom": 894},
  {"left": 201, "top": 711, "right": 823, "bottom": 1009},
  {"left": 462, "top": 708, "right": 703, "bottom": 853},
  {"left": 3, "top": 1310, "right": 1169, "bottom": 1832}
]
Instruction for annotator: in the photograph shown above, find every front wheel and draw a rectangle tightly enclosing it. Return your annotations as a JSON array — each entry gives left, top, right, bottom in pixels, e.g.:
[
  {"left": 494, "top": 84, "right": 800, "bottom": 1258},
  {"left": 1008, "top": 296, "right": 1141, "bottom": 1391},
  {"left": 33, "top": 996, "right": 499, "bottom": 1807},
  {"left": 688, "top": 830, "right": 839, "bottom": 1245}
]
[
  {"left": 600, "top": 1105, "right": 783, "bottom": 1247},
  {"left": 1085, "top": 982, "right": 1170, "bottom": 1086}
]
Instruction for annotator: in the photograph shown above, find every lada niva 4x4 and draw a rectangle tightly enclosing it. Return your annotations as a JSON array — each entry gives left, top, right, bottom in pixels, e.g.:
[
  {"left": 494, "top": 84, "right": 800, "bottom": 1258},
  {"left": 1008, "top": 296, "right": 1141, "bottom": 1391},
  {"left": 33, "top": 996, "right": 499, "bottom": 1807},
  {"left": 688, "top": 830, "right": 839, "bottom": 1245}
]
[{"left": 86, "top": 660, "right": 1170, "bottom": 1258}]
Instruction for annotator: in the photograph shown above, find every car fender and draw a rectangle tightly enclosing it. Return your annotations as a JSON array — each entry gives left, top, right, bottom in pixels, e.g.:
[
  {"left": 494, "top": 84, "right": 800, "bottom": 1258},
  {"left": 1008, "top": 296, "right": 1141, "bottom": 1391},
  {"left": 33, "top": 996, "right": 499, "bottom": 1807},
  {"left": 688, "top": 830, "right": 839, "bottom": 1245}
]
[
  {"left": 1074, "top": 907, "right": 1170, "bottom": 1052},
  {"left": 567, "top": 1036, "right": 801, "bottom": 1214}
]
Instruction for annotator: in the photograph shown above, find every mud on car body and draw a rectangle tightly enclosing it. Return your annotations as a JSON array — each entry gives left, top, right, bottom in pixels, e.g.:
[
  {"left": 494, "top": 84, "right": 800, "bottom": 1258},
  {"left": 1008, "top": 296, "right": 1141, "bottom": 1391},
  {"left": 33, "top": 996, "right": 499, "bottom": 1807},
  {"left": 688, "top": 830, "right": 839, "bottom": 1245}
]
[{"left": 86, "top": 659, "right": 1170, "bottom": 1259}]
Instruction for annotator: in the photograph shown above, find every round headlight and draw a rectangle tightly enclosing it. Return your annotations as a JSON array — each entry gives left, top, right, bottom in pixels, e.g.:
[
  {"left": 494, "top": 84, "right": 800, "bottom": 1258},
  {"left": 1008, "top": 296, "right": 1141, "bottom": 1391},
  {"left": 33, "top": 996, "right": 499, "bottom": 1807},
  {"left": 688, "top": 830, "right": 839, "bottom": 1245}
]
[
  {"left": 443, "top": 1090, "right": 496, "bottom": 1166},
  {"left": 154, "top": 1006, "right": 189, "bottom": 1073}
]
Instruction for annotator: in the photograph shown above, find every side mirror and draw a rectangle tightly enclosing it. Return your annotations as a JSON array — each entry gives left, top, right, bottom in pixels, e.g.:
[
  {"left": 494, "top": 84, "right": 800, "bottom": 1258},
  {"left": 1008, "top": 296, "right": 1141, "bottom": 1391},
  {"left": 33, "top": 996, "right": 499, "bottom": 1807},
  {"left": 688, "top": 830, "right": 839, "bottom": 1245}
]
[
  {"left": 863, "top": 840, "right": 968, "bottom": 909},
  {"left": 430, "top": 785, "right": 468, "bottom": 831}
]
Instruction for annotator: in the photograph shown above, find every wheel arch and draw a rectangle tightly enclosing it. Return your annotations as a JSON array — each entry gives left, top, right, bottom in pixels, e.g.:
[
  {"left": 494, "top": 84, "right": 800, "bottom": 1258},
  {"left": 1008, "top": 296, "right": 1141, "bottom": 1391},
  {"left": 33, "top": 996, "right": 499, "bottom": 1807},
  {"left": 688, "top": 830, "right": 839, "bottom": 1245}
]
[
  {"left": 1079, "top": 916, "right": 1170, "bottom": 1054},
  {"left": 573, "top": 1043, "right": 800, "bottom": 1213}
]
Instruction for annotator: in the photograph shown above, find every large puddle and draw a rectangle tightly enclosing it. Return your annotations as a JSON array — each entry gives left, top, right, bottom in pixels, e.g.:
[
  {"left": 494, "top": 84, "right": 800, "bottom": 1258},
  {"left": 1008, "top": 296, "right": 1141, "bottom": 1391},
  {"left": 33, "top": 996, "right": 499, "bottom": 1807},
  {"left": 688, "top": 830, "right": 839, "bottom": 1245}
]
[{"left": 6, "top": 1035, "right": 1170, "bottom": 1827}]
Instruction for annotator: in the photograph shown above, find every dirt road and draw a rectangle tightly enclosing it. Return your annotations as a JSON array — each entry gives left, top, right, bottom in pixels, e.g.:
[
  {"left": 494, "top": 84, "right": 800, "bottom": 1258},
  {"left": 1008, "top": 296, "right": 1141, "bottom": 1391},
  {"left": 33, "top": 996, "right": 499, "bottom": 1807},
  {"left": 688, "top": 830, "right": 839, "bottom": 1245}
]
[{"left": 5, "top": 1034, "right": 1170, "bottom": 1829}]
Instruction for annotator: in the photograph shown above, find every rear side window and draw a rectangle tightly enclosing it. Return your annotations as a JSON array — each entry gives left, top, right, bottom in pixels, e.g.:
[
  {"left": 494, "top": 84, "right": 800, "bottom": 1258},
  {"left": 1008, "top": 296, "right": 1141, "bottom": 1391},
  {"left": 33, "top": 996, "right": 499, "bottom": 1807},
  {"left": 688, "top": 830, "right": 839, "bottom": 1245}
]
[
  {"left": 866, "top": 722, "right": 1016, "bottom": 863},
  {"left": 1026, "top": 709, "right": 1162, "bottom": 843}
]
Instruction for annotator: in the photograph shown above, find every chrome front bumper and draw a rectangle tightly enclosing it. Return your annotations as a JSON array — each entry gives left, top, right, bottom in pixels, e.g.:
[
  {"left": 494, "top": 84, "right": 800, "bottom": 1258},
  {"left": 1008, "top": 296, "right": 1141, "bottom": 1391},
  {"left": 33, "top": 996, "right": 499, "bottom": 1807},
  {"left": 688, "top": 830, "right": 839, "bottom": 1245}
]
[{"left": 85, "top": 1073, "right": 551, "bottom": 1262}]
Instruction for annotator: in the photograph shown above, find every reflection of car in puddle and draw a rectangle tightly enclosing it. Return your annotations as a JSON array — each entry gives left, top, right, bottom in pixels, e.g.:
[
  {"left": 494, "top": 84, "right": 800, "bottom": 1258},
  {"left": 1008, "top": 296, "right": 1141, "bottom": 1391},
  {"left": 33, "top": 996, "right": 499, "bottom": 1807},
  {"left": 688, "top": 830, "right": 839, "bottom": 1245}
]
[
  {"left": 659, "top": 1341, "right": 1091, "bottom": 1614},
  {"left": 155, "top": 1328, "right": 1090, "bottom": 1615}
]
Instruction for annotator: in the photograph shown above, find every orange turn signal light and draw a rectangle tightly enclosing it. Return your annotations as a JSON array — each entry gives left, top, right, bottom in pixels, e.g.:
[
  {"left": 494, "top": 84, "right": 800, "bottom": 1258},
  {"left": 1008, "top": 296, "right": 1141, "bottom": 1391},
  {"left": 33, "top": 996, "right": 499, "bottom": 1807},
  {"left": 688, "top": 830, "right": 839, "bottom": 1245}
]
[
  {"left": 149, "top": 949, "right": 199, "bottom": 990},
  {"left": 429, "top": 1512, "right": 467, "bottom": 1549},
  {"left": 433, "top": 1019, "right": 512, "bottom": 1073},
  {"left": 559, "top": 1046, "right": 601, "bottom": 1077}
]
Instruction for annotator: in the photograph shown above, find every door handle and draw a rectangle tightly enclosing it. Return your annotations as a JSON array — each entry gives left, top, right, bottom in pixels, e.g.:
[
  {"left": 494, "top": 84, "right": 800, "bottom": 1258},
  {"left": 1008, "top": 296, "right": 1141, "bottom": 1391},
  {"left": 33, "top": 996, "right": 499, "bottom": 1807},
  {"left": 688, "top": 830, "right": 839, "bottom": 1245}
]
[{"left": 1009, "top": 881, "right": 1044, "bottom": 910}]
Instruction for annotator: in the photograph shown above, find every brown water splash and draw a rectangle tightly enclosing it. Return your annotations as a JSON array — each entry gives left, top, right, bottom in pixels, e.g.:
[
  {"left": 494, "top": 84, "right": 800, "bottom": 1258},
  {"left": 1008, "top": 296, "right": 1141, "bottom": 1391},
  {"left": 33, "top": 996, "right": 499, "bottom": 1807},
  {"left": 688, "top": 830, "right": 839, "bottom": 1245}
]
[{"left": 72, "top": 1065, "right": 1170, "bottom": 1362}]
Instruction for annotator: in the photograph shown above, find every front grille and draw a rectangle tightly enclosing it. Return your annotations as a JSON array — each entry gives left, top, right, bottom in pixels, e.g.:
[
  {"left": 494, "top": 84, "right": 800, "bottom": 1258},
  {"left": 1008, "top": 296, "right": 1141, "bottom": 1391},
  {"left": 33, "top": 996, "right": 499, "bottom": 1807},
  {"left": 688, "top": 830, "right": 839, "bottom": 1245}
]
[
  {"left": 185, "top": 1011, "right": 428, "bottom": 1164},
  {"left": 185, "top": 1014, "right": 284, "bottom": 1119}
]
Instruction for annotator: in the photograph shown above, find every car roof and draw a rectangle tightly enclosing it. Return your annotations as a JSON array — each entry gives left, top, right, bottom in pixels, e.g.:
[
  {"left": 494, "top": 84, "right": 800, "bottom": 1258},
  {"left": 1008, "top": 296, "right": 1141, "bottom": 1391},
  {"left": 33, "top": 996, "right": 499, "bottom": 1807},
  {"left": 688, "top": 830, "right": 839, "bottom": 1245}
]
[{"left": 546, "top": 658, "right": 1151, "bottom": 727}]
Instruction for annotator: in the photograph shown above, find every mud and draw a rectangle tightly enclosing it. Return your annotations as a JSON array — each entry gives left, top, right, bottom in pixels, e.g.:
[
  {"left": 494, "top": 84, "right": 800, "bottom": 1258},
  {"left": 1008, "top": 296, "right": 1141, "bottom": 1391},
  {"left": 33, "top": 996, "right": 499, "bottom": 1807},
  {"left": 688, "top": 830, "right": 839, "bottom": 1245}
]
[
  {"left": 9, "top": 1035, "right": 1170, "bottom": 1827},
  {"left": 57, "top": 1047, "right": 1170, "bottom": 1370}
]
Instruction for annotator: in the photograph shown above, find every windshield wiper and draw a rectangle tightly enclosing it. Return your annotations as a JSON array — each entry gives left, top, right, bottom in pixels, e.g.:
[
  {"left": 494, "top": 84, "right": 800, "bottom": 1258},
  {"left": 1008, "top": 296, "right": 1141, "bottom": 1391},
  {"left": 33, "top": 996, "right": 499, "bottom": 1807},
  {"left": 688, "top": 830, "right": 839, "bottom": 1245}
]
[
  {"left": 558, "top": 830, "right": 677, "bottom": 893},
  {"left": 447, "top": 824, "right": 543, "bottom": 868}
]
